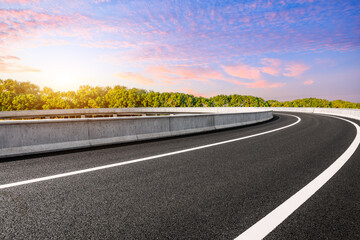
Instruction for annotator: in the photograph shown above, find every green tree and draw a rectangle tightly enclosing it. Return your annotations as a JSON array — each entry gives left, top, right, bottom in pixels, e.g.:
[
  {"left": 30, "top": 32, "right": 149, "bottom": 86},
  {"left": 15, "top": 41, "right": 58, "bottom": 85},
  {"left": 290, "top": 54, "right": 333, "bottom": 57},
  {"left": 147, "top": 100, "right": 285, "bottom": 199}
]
[
  {"left": 12, "top": 94, "right": 41, "bottom": 110},
  {"left": 41, "top": 87, "right": 75, "bottom": 109},
  {"left": 1, "top": 79, "right": 360, "bottom": 111},
  {"left": 0, "top": 91, "right": 16, "bottom": 111},
  {"left": 74, "top": 85, "right": 109, "bottom": 108}
]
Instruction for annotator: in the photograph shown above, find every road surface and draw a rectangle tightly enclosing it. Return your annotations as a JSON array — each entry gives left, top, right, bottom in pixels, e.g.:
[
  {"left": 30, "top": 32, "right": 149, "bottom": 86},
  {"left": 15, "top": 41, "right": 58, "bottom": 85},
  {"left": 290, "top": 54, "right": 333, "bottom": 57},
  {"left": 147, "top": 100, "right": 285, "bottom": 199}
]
[{"left": 0, "top": 112, "right": 359, "bottom": 239}]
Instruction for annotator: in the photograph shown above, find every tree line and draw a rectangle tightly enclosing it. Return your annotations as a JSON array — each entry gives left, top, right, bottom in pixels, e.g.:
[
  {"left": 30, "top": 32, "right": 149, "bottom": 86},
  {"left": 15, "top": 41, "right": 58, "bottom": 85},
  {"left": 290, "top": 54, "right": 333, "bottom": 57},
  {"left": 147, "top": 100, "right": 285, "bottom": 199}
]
[{"left": 1, "top": 79, "right": 359, "bottom": 111}]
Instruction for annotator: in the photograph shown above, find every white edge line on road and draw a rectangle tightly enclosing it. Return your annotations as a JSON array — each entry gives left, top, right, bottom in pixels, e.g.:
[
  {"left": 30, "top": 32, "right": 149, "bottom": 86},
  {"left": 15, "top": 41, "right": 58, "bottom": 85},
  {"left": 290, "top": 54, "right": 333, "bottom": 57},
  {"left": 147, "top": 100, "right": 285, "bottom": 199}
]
[
  {"left": 0, "top": 114, "right": 300, "bottom": 189},
  {"left": 235, "top": 115, "right": 360, "bottom": 240}
]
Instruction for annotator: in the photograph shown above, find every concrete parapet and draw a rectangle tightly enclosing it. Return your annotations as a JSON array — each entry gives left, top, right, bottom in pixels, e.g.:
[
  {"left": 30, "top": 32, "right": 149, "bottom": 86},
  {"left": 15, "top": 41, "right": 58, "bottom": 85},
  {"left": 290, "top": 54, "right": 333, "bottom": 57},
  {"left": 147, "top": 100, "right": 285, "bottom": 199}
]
[
  {"left": 1, "top": 107, "right": 359, "bottom": 120},
  {"left": 0, "top": 111, "right": 273, "bottom": 158},
  {"left": 0, "top": 107, "right": 269, "bottom": 119}
]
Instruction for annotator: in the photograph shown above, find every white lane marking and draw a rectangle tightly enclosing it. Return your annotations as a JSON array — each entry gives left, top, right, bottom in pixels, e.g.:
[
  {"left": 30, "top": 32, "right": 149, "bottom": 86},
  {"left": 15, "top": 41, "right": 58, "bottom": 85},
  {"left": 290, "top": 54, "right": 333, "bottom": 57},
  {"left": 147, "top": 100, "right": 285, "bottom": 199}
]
[
  {"left": 235, "top": 115, "right": 360, "bottom": 240},
  {"left": 0, "top": 114, "right": 300, "bottom": 189}
]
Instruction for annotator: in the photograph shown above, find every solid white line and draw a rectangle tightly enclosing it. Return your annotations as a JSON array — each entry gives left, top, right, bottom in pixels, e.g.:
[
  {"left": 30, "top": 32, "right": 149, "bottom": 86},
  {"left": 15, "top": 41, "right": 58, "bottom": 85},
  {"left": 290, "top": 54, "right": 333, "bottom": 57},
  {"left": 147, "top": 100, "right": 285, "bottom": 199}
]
[
  {"left": 235, "top": 115, "right": 360, "bottom": 240},
  {"left": 0, "top": 114, "right": 300, "bottom": 189}
]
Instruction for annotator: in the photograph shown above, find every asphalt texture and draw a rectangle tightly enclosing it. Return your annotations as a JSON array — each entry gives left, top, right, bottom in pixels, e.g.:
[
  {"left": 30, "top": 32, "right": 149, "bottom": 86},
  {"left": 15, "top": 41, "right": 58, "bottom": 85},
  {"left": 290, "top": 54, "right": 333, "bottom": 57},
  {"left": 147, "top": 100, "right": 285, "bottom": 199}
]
[{"left": 0, "top": 112, "right": 359, "bottom": 239}]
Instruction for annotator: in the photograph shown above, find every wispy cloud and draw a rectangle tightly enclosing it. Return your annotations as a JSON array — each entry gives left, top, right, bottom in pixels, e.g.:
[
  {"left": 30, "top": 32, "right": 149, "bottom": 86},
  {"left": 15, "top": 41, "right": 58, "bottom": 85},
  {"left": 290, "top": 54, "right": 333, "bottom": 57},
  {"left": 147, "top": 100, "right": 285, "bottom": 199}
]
[
  {"left": 229, "top": 79, "right": 285, "bottom": 89},
  {"left": 94, "top": 0, "right": 110, "bottom": 3},
  {"left": 179, "top": 87, "right": 208, "bottom": 97},
  {"left": 221, "top": 61, "right": 289, "bottom": 89},
  {"left": 261, "top": 58, "right": 282, "bottom": 76},
  {"left": 103, "top": 0, "right": 360, "bottom": 65},
  {"left": 0, "top": 55, "right": 41, "bottom": 72},
  {"left": 303, "top": 80, "right": 314, "bottom": 85},
  {"left": 0, "top": 0, "right": 40, "bottom": 4},
  {"left": 0, "top": 8, "right": 117, "bottom": 51},
  {"left": 147, "top": 65, "right": 223, "bottom": 83},
  {"left": 223, "top": 64, "right": 261, "bottom": 80},
  {"left": 246, "top": 80, "right": 285, "bottom": 89},
  {"left": 3, "top": 0, "right": 359, "bottom": 66},
  {"left": 82, "top": 40, "right": 136, "bottom": 49},
  {"left": 115, "top": 72, "right": 155, "bottom": 85},
  {"left": 146, "top": 63, "right": 286, "bottom": 89},
  {"left": 0, "top": 8, "right": 88, "bottom": 44},
  {"left": 284, "top": 62, "right": 310, "bottom": 77}
]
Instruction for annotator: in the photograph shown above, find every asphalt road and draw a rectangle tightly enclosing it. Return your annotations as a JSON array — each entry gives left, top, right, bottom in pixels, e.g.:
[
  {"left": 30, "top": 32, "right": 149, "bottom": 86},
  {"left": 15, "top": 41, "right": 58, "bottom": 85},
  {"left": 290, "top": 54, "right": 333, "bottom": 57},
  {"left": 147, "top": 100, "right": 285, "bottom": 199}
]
[{"left": 0, "top": 112, "right": 359, "bottom": 239}]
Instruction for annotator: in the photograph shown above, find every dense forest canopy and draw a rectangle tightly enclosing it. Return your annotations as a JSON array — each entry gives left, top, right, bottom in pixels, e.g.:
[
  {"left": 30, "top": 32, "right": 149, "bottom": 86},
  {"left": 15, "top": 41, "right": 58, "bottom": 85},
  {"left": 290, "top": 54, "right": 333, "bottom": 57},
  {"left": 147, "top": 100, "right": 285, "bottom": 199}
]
[{"left": 1, "top": 79, "right": 359, "bottom": 111}]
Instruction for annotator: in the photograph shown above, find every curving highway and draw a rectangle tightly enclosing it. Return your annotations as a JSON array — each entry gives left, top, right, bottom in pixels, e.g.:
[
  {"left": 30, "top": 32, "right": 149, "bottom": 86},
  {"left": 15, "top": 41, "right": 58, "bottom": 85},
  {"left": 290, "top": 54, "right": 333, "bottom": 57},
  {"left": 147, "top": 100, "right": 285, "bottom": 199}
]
[{"left": 0, "top": 112, "right": 359, "bottom": 239}]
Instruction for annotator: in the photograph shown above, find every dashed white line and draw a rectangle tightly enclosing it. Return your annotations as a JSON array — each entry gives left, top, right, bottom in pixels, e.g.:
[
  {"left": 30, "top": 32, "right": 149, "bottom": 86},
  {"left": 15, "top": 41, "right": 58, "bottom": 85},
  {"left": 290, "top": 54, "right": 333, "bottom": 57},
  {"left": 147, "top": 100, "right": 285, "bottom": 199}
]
[
  {"left": 235, "top": 115, "right": 360, "bottom": 240},
  {"left": 0, "top": 114, "right": 300, "bottom": 189}
]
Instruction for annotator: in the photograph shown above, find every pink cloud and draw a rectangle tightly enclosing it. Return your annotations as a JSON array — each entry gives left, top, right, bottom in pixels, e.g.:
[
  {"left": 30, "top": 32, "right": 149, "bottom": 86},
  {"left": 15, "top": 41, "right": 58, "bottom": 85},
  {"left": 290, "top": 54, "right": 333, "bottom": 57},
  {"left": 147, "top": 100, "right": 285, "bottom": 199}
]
[
  {"left": 261, "top": 66, "right": 279, "bottom": 76},
  {"left": 246, "top": 80, "right": 285, "bottom": 89},
  {"left": 0, "top": 55, "right": 41, "bottom": 72},
  {"left": 231, "top": 79, "right": 285, "bottom": 89},
  {"left": 169, "top": 66, "right": 206, "bottom": 81},
  {"left": 0, "top": 8, "right": 103, "bottom": 48},
  {"left": 147, "top": 65, "right": 224, "bottom": 83},
  {"left": 115, "top": 72, "right": 155, "bottom": 85},
  {"left": 146, "top": 66, "right": 173, "bottom": 81},
  {"left": 284, "top": 62, "right": 310, "bottom": 77},
  {"left": 0, "top": 55, "right": 21, "bottom": 60},
  {"left": 94, "top": 0, "right": 110, "bottom": 3},
  {"left": 82, "top": 40, "right": 136, "bottom": 49},
  {"left": 220, "top": 62, "right": 285, "bottom": 89},
  {"left": 0, "top": 9, "right": 63, "bottom": 23},
  {"left": 303, "top": 80, "right": 314, "bottom": 85},
  {"left": 296, "top": 0, "right": 314, "bottom": 3},
  {"left": 0, "top": 9, "right": 79, "bottom": 42},
  {"left": 124, "top": 43, "right": 194, "bottom": 64},
  {"left": 0, "top": 0, "right": 39, "bottom": 4},
  {"left": 261, "top": 58, "right": 282, "bottom": 76},
  {"left": 180, "top": 87, "right": 208, "bottom": 97},
  {"left": 222, "top": 64, "right": 261, "bottom": 80},
  {"left": 147, "top": 64, "right": 285, "bottom": 89}
]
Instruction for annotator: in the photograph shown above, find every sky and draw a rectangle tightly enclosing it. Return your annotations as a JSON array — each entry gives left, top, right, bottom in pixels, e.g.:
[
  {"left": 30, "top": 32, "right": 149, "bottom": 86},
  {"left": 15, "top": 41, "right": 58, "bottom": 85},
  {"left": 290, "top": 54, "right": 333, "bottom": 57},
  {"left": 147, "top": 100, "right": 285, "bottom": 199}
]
[{"left": 0, "top": 0, "right": 359, "bottom": 102}]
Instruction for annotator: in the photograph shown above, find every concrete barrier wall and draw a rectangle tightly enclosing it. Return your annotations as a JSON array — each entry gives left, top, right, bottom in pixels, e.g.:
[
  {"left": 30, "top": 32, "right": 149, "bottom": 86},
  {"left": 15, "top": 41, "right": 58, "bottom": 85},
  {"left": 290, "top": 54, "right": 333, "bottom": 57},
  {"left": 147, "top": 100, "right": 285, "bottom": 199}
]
[
  {"left": 1, "top": 107, "right": 359, "bottom": 119},
  {"left": 0, "top": 107, "right": 268, "bottom": 119},
  {"left": 0, "top": 111, "right": 273, "bottom": 158}
]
